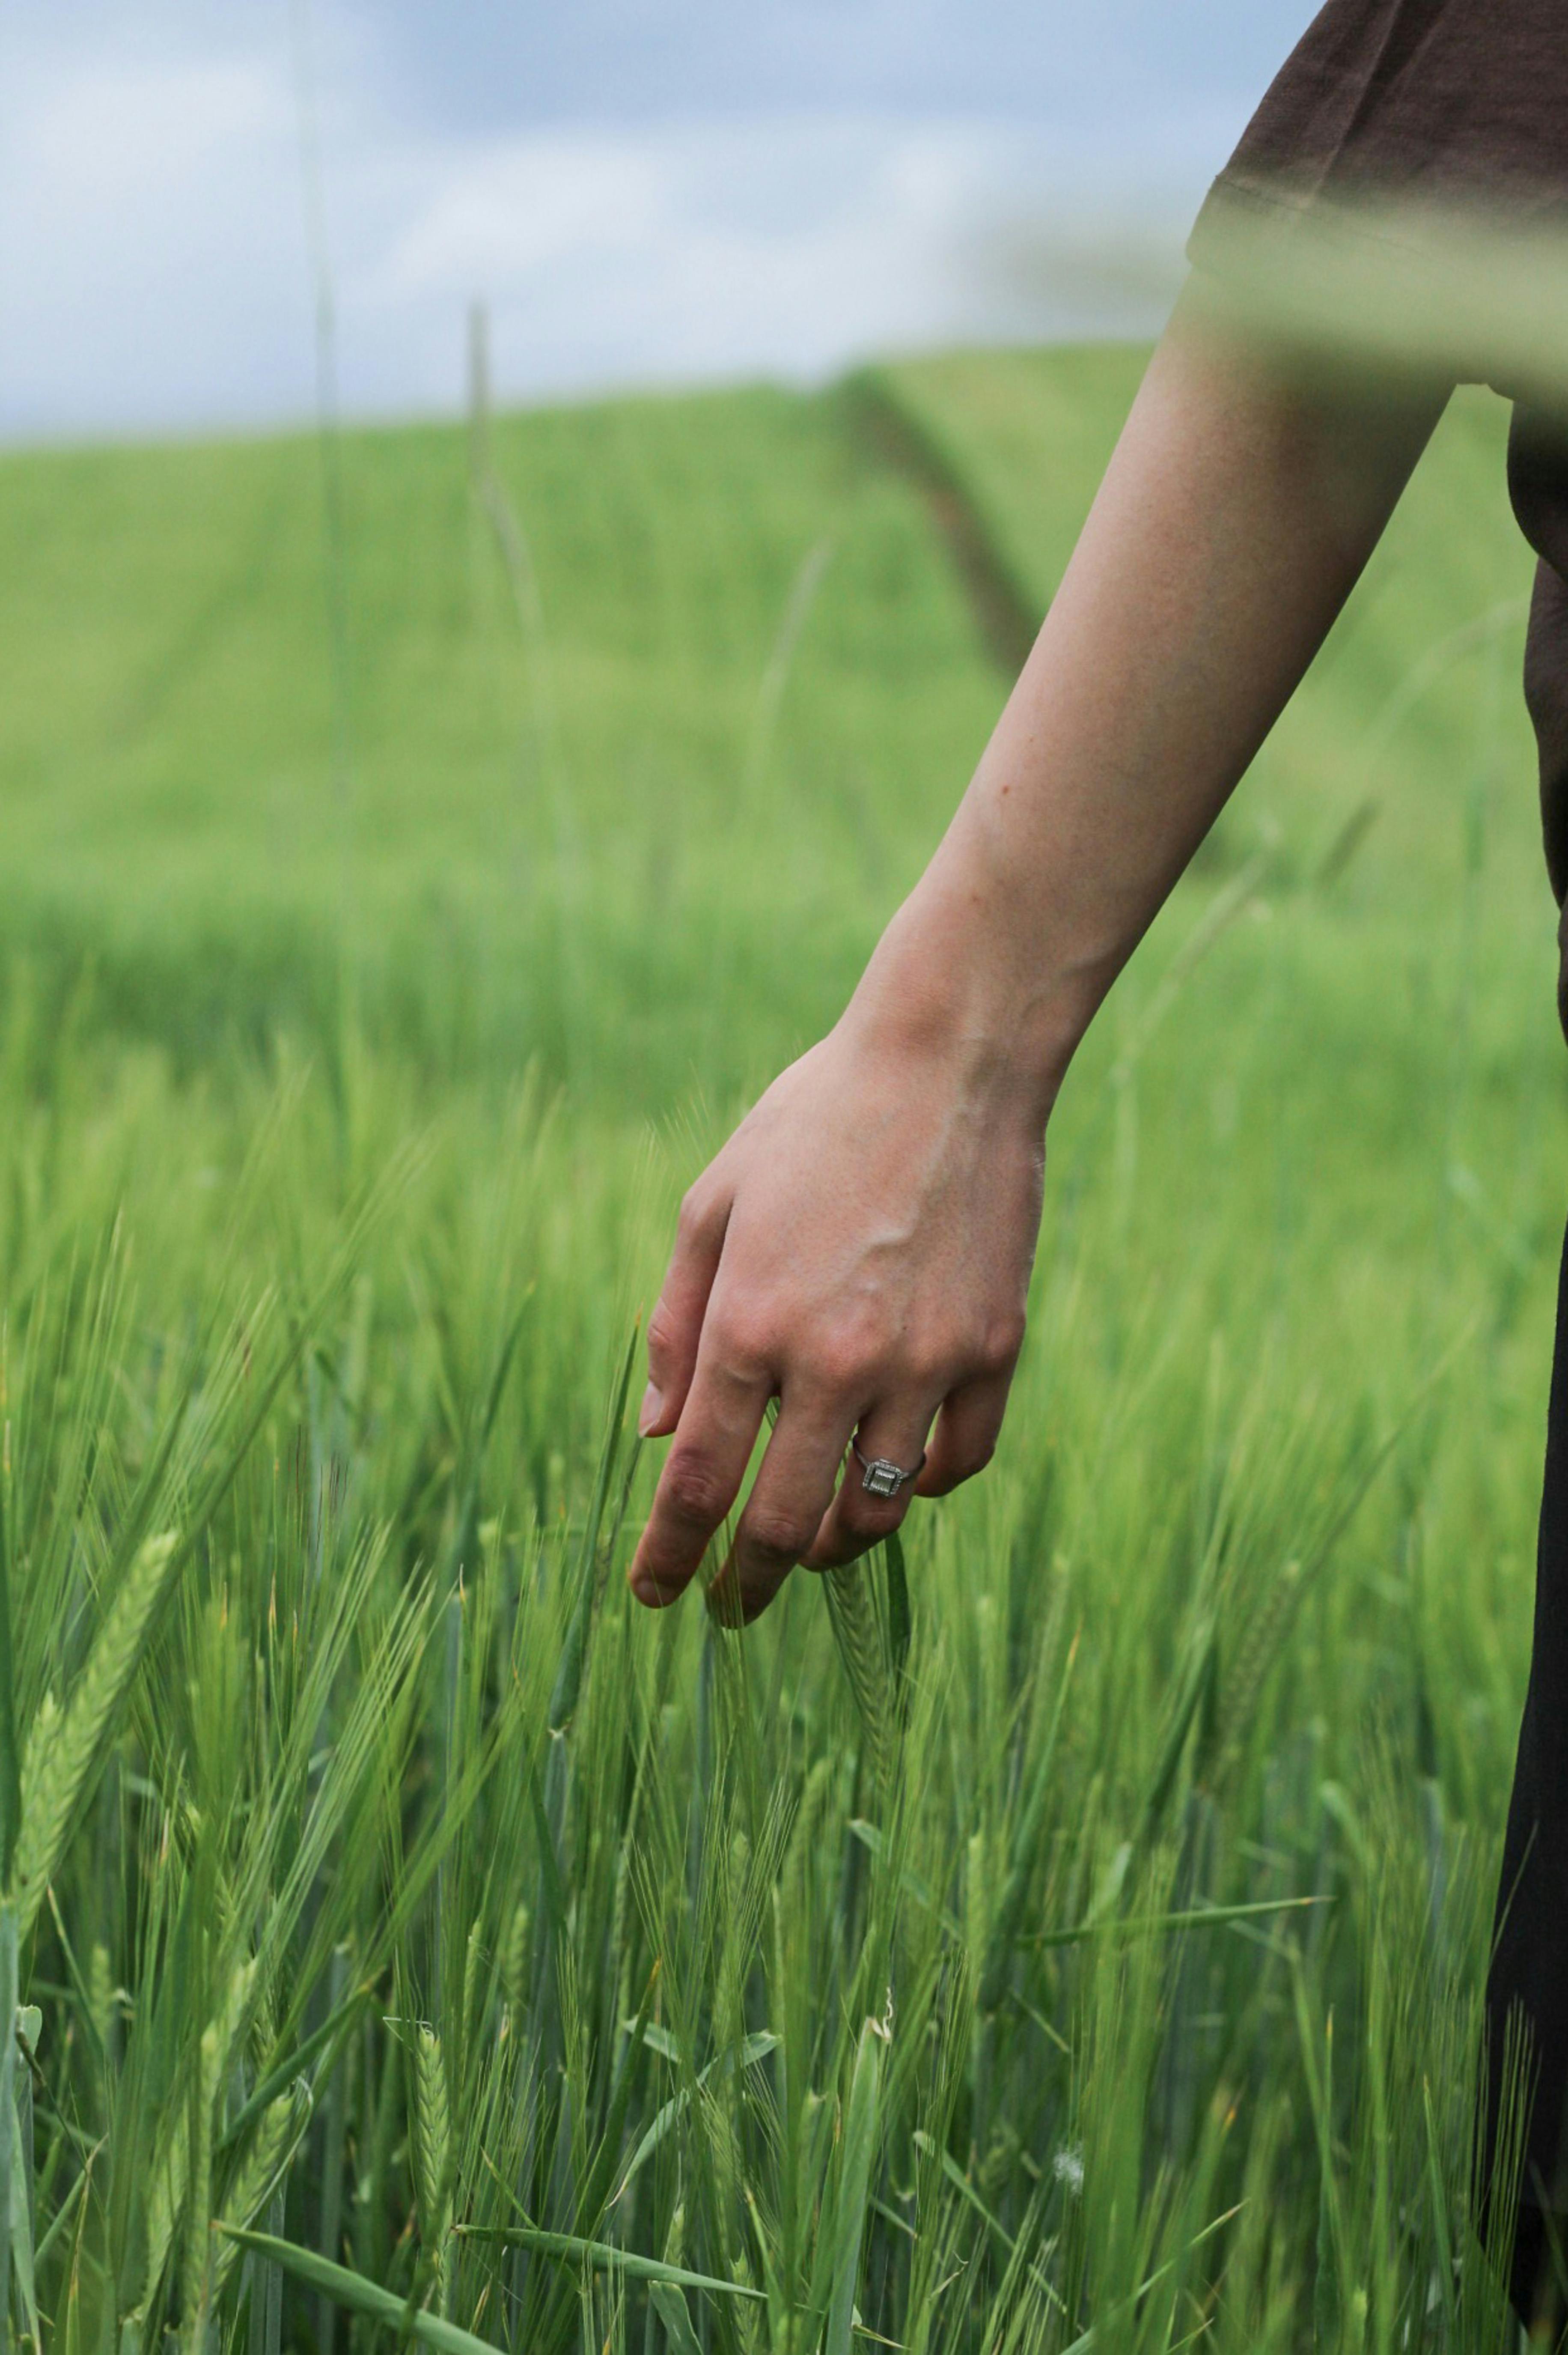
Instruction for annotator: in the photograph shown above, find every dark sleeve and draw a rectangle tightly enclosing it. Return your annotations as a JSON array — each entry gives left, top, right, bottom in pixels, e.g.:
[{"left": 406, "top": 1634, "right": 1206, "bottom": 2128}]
[{"left": 1188, "top": 0, "right": 1568, "bottom": 265}]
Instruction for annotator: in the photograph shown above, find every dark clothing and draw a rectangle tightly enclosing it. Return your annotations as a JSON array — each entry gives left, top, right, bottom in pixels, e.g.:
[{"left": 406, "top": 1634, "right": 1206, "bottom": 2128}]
[
  {"left": 1512, "top": 422, "right": 1568, "bottom": 1031},
  {"left": 1489, "top": 1225, "right": 1568, "bottom": 2322},
  {"left": 1186, "top": 0, "right": 1568, "bottom": 2321},
  {"left": 1192, "top": 0, "right": 1568, "bottom": 223},
  {"left": 1188, "top": 0, "right": 1568, "bottom": 1032}
]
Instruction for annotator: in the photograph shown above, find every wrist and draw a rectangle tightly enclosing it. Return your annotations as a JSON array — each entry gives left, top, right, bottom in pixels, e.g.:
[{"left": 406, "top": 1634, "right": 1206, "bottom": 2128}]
[{"left": 842, "top": 868, "right": 1099, "bottom": 1133}]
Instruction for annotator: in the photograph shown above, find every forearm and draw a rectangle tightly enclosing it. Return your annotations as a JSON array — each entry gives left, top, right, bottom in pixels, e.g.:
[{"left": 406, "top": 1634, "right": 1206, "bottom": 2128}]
[
  {"left": 630, "top": 292, "right": 1448, "bottom": 1620},
  {"left": 848, "top": 292, "right": 1446, "bottom": 1121}
]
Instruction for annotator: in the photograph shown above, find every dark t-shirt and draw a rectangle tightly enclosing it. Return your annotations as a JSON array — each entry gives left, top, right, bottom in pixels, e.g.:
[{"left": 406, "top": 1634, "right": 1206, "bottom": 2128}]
[{"left": 1186, "top": 0, "right": 1568, "bottom": 1015}]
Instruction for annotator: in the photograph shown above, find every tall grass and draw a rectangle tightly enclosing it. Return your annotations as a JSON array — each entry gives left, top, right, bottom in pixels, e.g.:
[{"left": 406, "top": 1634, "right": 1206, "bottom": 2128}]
[
  {"left": 0, "top": 347, "right": 1558, "bottom": 2350},
  {"left": 0, "top": 974, "right": 1548, "bottom": 2352}
]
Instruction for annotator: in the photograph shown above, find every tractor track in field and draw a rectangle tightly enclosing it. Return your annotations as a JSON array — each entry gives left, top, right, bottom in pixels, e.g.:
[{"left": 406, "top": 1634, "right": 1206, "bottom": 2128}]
[{"left": 845, "top": 367, "right": 1042, "bottom": 679}]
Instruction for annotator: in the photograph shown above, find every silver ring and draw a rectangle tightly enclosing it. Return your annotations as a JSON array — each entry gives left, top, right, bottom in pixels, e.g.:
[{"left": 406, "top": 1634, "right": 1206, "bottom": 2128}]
[{"left": 850, "top": 1437, "right": 926, "bottom": 1499}]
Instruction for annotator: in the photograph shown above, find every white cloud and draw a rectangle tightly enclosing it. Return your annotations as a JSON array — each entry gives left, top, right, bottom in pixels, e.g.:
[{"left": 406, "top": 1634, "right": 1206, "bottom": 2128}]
[
  {"left": 371, "top": 138, "right": 671, "bottom": 292},
  {"left": 0, "top": 36, "right": 313, "bottom": 435},
  {"left": 17, "top": 55, "right": 288, "bottom": 199},
  {"left": 350, "top": 116, "right": 1035, "bottom": 402},
  {"left": 0, "top": 17, "right": 1217, "bottom": 440}
]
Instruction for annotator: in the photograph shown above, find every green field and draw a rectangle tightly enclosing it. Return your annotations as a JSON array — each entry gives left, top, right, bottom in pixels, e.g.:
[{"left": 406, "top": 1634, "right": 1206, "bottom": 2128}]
[{"left": 0, "top": 345, "right": 1560, "bottom": 2352}]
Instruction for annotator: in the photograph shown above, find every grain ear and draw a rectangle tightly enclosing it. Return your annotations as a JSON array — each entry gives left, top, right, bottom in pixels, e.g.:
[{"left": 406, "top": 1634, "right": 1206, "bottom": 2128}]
[
  {"left": 414, "top": 2027, "right": 454, "bottom": 2304},
  {"left": 8, "top": 1533, "right": 178, "bottom": 1940}
]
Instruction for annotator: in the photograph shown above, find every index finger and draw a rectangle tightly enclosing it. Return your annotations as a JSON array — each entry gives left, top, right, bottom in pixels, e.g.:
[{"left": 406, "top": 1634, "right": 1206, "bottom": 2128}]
[{"left": 628, "top": 1351, "right": 773, "bottom": 1608}]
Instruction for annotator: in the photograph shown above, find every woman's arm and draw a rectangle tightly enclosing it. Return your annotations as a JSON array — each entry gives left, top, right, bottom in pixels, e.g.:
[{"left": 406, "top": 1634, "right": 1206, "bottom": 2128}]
[{"left": 628, "top": 290, "right": 1446, "bottom": 1624}]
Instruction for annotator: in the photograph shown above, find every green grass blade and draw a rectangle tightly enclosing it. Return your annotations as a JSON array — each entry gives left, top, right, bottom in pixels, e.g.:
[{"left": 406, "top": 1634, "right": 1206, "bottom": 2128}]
[
  {"left": 573, "top": 1965, "right": 657, "bottom": 2232},
  {"left": 979, "top": 1624, "right": 1077, "bottom": 2009},
  {"left": 882, "top": 1534, "right": 911, "bottom": 1692},
  {"left": 648, "top": 2282, "right": 703, "bottom": 2355},
  {"left": 451, "top": 2226, "right": 765, "bottom": 2301},
  {"left": 550, "top": 1324, "right": 640, "bottom": 1734},
  {"left": 531, "top": 1964, "right": 659, "bottom": 2349},
  {"left": 218, "top": 1985, "right": 371, "bottom": 2156},
  {"left": 6, "top": 2084, "right": 37, "bottom": 2341},
  {"left": 0, "top": 1906, "right": 14, "bottom": 2333},
  {"left": 1022, "top": 1895, "right": 1329, "bottom": 1949},
  {"left": 826, "top": 2022, "right": 884, "bottom": 2355},
  {"left": 1055, "top": 2205, "right": 1243, "bottom": 2355},
  {"left": 615, "top": 2032, "right": 778, "bottom": 2197},
  {"left": 1420, "top": 2076, "right": 1457, "bottom": 2332},
  {"left": 31, "top": 2140, "right": 98, "bottom": 2274},
  {"left": 443, "top": 1298, "right": 532, "bottom": 1592},
  {"left": 846, "top": 1821, "right": 961, "bottom": 1936},
  {"left": 217, "top": 2231, "right": 500, "bottom": 2355},
  {"left": 0, "top": 1461, "right": 18, "bottom": 1889},
  {"left": 1142, "top": 1626, "right": 1218, "bottom": 1838},
  {"left": 526, "top": 1762, "right": 570, "bottom": 1951},
  {"left": 910, "top": 2133, "right": 1015, "bottom": 2258}
]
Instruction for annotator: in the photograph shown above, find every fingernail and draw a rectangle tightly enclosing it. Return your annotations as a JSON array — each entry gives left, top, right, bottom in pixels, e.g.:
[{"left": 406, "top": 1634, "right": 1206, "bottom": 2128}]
[{"left": 638, "top": 1383, "right": 663, "bottom": 1437}]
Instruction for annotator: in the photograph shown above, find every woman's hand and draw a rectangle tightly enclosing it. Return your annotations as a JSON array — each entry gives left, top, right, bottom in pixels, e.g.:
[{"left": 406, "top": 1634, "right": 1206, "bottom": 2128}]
[
  {"left": 625, "top": 300, "right": 1443, "bottom": 1629},
  {"left": 627, "top": 959, "right": 1048, "bottom": 1625}
]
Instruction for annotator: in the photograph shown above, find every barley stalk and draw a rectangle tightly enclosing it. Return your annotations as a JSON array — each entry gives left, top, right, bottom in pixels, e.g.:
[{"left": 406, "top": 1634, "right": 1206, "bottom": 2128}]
[
  {"left": 460, "top": 1916, "right": 484, "bottom": 2075},
  {"left": 9, "top": 1532, "right": 179, "bottom": 1938},
  {"left": 88, "top": 1940, "right": 114, "bottom": 2054},
  {"left": 1214, "top": 1558, "right": 1305, "bottom": 1778},
  {"left": 414, "top": 2026, "right": 453, "bottom": 2299},
  {"left": 821, "top": 1565, "right": 893, "bottom": 1784},
  {"left": 179, "top": 2018, "right": 223, "bottom": 2345},
  {"left": 143, "top": 2111, "right": 191, "bottom": 2312},
  {"left": 141, "top": 1962, "right": 255, "bottom": 2323},
  {"left": 500, "top": 1902, "right": 529, "bottom": 2033},
  {"left": 210, "top": 2087, "right": 312, "bottom": 2299}
]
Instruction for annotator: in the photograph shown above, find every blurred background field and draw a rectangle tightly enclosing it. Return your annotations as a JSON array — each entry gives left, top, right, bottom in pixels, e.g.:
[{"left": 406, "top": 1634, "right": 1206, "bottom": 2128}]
[{"left": 2, "top": 346, "right": 1563, "bottom": 2350}]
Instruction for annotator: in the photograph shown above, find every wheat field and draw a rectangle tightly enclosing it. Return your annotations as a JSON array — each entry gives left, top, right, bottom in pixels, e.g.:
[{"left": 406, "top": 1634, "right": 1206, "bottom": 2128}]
[{"left": 0, "top": 348, "right": 1559, "bottom": 2351}]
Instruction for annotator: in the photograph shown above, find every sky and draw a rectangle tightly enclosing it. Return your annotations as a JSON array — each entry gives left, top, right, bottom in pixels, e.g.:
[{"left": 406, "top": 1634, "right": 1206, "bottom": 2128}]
[{"left": 0, "top": 0, "right": 1320, "bottom": 441}]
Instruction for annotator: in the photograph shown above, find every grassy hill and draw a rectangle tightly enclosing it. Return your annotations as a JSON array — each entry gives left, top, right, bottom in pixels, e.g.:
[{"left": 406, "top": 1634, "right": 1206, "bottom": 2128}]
[
  {"left": 0, "top": 384, "right": 1001, "bottom": 1088},
  {"left": 0, "top": 353, "right": 1547, "bottom": 1092},
  {"left": 1, "top": 348, "right": 1563, "bottom": 2350}
]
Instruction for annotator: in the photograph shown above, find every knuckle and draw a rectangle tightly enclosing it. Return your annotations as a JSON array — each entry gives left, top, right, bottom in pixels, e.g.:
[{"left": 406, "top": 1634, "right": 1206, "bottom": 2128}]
[
  {"left": 796, "top": 1297, "right": 897, "bottom": 1395},
  {"left": 802, "top": 1350, "right": 864, "bottom": 1401},
  {"left": 661, "top": 1448, "right": 733, "bottom": 1526},
  {"left": 741, "top": 1508, "right": 814, "bottom": 1563},
  {"left": 903, "top": 1343, "right": 954, "bottom": 1394},
  {"left": 676, "top": 1182, "right": 717, "bottom": 1242},
  {"left": 977, "top": 1312, "right": 1027, "bottom": 1375},
  {"left": 646, "top": 1299, "right": 684, "bottom": 1363},
  {"left": 802, "top": 1329, "right": 883, "bottom": 1398},
  {"left": 706, "top": 1307, "right": 774, "bottom": 1384}
]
